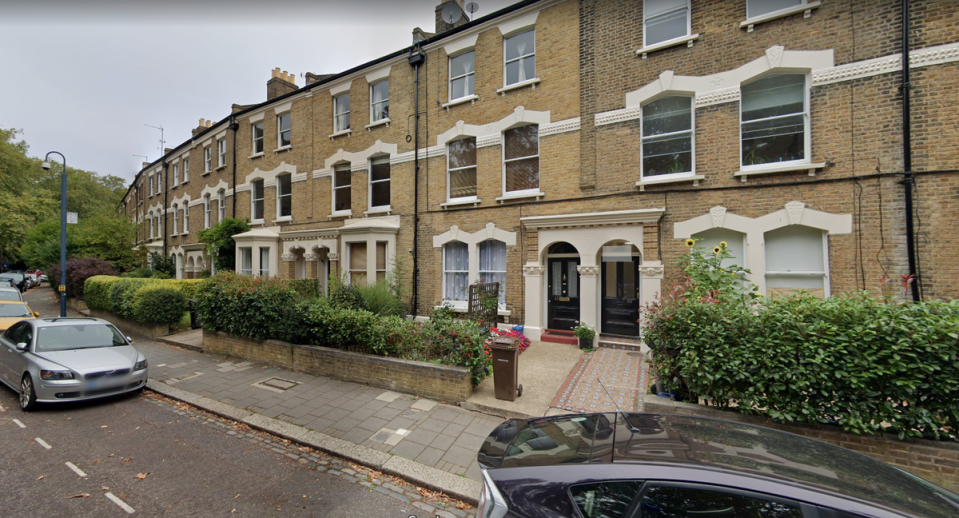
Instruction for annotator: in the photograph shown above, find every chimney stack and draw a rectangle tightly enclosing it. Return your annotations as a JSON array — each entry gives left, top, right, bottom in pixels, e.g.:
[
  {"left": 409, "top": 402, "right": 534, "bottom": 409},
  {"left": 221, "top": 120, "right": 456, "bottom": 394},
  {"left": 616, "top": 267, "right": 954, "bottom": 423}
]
[
  {"left": 192, "top": 118, "right": 213, "bottom": 137},
  {"left": 142, "top": 162, "right": 151, "bottom": 170},
  {"left": 435, "top": 0, "right": 468, "bottom": 34},
  {"left": 267, "top": 67, "right": 298, "bottom": 100}
]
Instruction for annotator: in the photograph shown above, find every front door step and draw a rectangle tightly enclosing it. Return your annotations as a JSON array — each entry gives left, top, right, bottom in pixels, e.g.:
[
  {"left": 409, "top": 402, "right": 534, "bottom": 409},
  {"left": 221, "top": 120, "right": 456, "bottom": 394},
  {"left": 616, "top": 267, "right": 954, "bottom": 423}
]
[{"left": 541, "top": 328, "right": 578, "bottom": 345}]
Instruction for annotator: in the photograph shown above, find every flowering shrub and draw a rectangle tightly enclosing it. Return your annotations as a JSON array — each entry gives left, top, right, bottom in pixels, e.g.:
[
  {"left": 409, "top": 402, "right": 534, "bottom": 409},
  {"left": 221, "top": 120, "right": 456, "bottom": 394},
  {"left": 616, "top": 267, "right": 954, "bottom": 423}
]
[{"left": 485, "top": 328, "right": 532, "bottom": 354}]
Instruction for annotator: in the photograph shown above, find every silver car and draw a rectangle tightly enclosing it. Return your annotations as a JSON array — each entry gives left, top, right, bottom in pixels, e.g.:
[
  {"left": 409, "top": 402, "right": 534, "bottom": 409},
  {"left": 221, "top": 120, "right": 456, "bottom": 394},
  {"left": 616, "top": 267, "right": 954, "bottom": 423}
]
[{"left": 0, "top": 317, "right": 148, "bottom": 411}]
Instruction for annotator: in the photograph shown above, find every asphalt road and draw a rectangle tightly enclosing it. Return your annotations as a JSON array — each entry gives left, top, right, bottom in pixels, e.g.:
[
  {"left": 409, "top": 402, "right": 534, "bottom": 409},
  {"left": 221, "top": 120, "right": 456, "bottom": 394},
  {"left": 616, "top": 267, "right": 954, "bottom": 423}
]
[{"left": 0, "top": 285, "right": 444, "bottom": 517}]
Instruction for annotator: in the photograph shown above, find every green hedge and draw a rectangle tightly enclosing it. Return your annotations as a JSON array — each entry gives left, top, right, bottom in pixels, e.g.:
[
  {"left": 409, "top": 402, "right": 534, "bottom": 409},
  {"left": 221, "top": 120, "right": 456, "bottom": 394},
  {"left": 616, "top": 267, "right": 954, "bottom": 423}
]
[
  {"left": 84, "top": 276, "right": 123, "bottom": 311},
  {"left": 134, "top": 285, "right": 188, "bottom": 325},
  {"left": 84, "top": 276, "right": 202, "bottom": 326},
  {"left": 284, "top": 279, "right": 321, "bottom": 300},
  {"left": 643, "top": 293, "right": 959, "bottom": 440},
  {"left": 198, "top": 272, "right": 491, "bottom": 385}
]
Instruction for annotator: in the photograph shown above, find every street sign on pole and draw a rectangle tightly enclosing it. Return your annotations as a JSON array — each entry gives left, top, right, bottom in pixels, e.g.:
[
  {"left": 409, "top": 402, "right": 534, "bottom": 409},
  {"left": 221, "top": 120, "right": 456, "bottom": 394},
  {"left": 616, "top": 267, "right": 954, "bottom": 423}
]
[{"left": 67, "top": 212, "right": 78, "bottom": 224}]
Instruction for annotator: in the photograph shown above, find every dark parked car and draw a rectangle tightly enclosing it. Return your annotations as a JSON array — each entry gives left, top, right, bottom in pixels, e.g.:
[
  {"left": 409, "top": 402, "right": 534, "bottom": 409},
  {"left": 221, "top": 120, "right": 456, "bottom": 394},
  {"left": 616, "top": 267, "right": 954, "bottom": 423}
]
[
  {"left": 0, "top": 273, "right": 28, "bottom": 292},
  {"left": 477, "top": 413, "right": 959, "bottom": 518}
]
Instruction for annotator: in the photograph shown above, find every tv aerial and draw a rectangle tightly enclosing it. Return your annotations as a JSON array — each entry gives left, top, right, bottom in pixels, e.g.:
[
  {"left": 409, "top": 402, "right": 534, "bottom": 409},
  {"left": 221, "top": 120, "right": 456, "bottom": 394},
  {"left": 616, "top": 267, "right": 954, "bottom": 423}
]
[
  {"left": 465, "top": 2, "right": 479, "bottom": 20},
  {"left": 441, "top": 1, "right": 464, "bottom": 26}
]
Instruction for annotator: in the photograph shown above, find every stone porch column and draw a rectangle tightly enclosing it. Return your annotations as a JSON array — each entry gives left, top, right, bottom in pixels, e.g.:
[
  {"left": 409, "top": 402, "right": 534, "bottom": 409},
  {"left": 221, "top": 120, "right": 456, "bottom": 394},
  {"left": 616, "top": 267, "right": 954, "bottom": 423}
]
[
  {"left": 638, "top": 260, "right": 664, "bottom": 353},
  {"left": 522, "top": 263, "right": 545, "bottom": 340},
  {"left": 577, "top": 264, "right": 600, "bottom": 347}
]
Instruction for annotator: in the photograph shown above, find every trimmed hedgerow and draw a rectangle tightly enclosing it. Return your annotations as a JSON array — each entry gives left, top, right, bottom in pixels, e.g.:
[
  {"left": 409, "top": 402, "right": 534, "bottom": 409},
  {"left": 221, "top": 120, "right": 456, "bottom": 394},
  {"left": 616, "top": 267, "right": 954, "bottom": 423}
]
[
  {"left": 194, "top": 272, "right": 299, "bottom": 341},
  {"left": 84, "top": 276, "right": 123, "bottom": 311},
  {"left": 134, "top": 285, "right": 188, "bottom": 325},
  {"left": 643, "top": 292, "right": 959, "bottom": 440},
  {"left": 83, "top": 276, "right": 203, "bottom": 325},
  {"left": 110, "top": 278, "right": 152, "bottom": 319}
]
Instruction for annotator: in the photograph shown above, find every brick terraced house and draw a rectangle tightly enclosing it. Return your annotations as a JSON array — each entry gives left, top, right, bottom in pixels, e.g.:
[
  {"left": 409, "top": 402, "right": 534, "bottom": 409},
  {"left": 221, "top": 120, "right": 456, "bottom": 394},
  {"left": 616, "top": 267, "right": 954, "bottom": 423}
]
[{"left": 121, "top": 0, "right": 959, "bottom": 348}]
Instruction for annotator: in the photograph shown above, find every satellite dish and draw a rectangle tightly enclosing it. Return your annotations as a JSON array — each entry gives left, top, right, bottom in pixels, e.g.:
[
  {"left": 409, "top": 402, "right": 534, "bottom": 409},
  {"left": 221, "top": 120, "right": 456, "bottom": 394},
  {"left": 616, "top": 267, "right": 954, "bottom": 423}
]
[
  {"left": 441, "top": 1, "right": 464, "bottom": 25},
  {"left": 465, "top": 2, "right": 479, "bottom": 19}
]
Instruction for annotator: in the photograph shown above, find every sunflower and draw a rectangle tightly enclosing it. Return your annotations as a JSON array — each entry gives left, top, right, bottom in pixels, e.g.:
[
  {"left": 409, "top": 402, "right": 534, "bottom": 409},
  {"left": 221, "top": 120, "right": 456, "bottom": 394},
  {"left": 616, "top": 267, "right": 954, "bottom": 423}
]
[
  {"left": 684, "top": 239, "right": 696, "bottom": 248},
  {"left": 712, "top": 246, "right": 722, "bottom": 254},
  {"left": 719, "top": 241, "right": 728, "bottom": 249}
]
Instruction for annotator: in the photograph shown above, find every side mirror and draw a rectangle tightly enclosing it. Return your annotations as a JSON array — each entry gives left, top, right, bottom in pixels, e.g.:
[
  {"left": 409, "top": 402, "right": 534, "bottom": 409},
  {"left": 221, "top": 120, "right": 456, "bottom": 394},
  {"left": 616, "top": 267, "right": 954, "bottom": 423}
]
[
  {"left": 15, "top": 342, "right": 28, "bottom": 351},
  {"left": 33, "top": 312, "right": 40, "bottom": 317},
  {"left": 126, "top": 336, "right": 134, "bottom": 343}
]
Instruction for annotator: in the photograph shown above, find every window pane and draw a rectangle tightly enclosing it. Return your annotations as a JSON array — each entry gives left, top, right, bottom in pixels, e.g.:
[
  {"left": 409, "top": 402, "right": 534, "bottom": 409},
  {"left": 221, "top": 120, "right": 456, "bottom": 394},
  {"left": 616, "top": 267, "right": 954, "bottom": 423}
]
[
  {"left": 449, "top": 138, "right": 477, "bottom": 168},
  {"left": 278, "top": 175, "right": 291, "bottom": 196},
  {"left": 451, "top": 77, "right": 467, "bottom": 100},
  {"left": 504, "top": 125, "right": 538, "bottom": 160},
  {"left": 373, "top": 102, "right": 389, "bottom": 121},
  {"left": 336, "top": 113, "right": 350, "bottom": 131},
  {"left": 765, "top": 225, "right": 825, "bottom": 287},
  {"left": 742, "top": 114, "right": 805, "bottom": 165},
  {"left": 350, "top": 243, "right": 367, "bottom": 283},
  {"left": 748, "top": 0, "right": 802, "bottom": 18},
  {"left": 335, "top": 166, "right": 351, "bottom": 187},
  {"left": 645, "top": 6, "right": 688, "bottom": 45},
  {"left": 371, "top": 181, "right": 390, "bottom": 208},
  {"left": 449, "top": 168, "right": 477, "bottom": 199},
  {"left": 370, "top": 158, "right": 390, "bottom": 182},
  {"left": 450, "top": 51, "right": 475, "bottom": 77},
  {"left": 479, "top": 240, "right": 507, "bottom": 304},
  {"left": 506, "top": 158, "right": 539, "bottom": 192},
  {"left": 259, "top": 247, "right": 270, "bottom": 275},
  {"left": 371, "top": 81, "right": 389, "bottom": 104},
  {"left": 643, "top": 97, "right": 691, "bottom": 137},
  {"left": 444, "top": 241, "right": 469, "bottom": 301},
  {"left": 505, "top": 30, "right": 534, "bottom": 61},
  {"left": 742, "top": 74, "right": 805, "bottom": 121},
  {"left": 253, "top": 200, "right": 263, "bottom": 220},
  {"left": 646, "top": 0, "right": 685, "bottom": 17},
  {"left": 571, "top": 481, "right": 644, "bottom": 518},
  {"left": 335, "top": 186, "right": 351, "bottom": 211},
  {"left": 376, "top": 242, "right": 387, "bottom": 270},
  {"left": 279, "top": 194, "right": 291, "bottom": 217},
  {"left": 643, "top": 134, "right": 692, "bottom": 176},
  {"left": 445, "top": 241, "right": 469, "bottom": 270},
  {"left": 639, "top": 485, "right": 804, "bottom": 518}
]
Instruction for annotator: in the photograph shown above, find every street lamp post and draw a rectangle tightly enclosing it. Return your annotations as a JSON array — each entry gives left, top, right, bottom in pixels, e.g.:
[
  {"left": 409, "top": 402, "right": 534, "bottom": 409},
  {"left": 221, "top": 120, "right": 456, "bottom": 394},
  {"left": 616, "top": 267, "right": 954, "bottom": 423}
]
[{"left": 41, "top": 152, "right": 67, "bottom": 317}]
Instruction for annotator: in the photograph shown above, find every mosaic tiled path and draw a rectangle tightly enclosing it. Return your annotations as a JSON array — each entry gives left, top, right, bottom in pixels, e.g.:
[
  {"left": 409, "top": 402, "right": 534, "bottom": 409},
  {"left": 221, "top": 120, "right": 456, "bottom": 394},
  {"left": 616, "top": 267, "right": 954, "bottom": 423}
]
[{"left": 551, "top": 344, "right": 646, "bottom": 413}]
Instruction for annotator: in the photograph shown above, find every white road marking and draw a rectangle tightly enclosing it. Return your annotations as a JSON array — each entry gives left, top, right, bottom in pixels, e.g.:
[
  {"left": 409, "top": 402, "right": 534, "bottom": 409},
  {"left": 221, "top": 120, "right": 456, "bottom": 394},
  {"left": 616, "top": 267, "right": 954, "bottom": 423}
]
[
  {"left": 105, "top": 492, "right": 136, "bottom": 514},
  {"left": 13, "top": 419, "right": 25, "bottom": 428},
  {"left": 65, "top": 462, "right": 87, "bottom": 477},
  {"left": 156, "top": 364, "right": 166, "bottom": 367},
  {"left": 35, "top": 437, "right": 52, "bottom": 449}
]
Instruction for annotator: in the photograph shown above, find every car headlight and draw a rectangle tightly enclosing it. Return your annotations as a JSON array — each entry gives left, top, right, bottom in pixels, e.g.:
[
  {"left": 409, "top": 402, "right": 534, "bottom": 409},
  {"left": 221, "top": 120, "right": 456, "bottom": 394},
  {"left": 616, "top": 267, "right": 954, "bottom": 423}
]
[
  {"left": 40, "top": 370, "right": 75, "bottom": 380},
  {"left": 134, "top": 359, "right": 148, "bottom": 371}
]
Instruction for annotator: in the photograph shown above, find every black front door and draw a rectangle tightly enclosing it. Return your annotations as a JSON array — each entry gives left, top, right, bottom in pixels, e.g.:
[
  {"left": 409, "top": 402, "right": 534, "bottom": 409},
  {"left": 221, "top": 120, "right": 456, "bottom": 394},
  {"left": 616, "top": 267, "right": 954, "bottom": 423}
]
[
  {"left": 547, "top": 257, "right": 580, "bottom": 330},
  {"left": 601, "top": 256, "right": 640, "bottom": 336}
]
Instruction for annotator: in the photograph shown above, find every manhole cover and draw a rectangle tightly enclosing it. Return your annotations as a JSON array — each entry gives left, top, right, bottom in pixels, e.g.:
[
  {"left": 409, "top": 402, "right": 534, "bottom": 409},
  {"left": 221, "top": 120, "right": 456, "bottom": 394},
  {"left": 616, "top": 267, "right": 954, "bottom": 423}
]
[
  {"left": 260, "top": 377, "right": 299, "bottom": 391},
  {"left": 627, "top": 352, "right": 642, "bottom": 357}
]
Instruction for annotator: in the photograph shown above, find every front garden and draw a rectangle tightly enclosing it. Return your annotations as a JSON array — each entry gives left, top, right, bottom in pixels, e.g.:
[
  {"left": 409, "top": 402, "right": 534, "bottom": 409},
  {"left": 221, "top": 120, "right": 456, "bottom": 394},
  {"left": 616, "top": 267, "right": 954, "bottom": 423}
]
[{"left": 643, "top": 240, "right": 959, "bottom": 441}]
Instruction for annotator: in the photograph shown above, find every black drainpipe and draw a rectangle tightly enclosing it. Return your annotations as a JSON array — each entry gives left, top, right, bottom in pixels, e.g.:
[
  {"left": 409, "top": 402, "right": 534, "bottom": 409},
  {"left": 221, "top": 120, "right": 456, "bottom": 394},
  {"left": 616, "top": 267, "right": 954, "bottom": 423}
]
[
  {"left": 229, "top": 114, "right": 239, "bottom": 218},
  {"left": 409, "top": 44, "right": 425, "bottom": 315},
  {"left": 162, "top": 161, "right": 169, "bottom": 258},
  {"left": 901, "top": 0, "right": 920, "bottom": 301}
]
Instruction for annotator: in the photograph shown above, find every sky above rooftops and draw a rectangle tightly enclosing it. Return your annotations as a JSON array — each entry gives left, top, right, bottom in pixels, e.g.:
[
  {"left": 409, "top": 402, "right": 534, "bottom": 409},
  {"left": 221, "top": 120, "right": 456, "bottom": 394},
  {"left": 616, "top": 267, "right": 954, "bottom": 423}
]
[{"left": 0, "top": 0, "right": 516, "bottom": 183}]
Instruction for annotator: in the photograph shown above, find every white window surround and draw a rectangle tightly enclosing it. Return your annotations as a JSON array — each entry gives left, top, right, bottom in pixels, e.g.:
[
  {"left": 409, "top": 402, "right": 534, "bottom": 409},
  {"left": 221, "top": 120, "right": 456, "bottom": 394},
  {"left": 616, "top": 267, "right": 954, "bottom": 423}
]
[
  {"left": 433, "top": 223, "right": 517, "bottom": 308},
  {"left": 640, "top": 95, "right": 696, "bottom": 182},
  {"left": 204, "top": 194, "right": 211, "bottom": 229},
  {"left": 442, "top": 94, "right": 479, "bottom": 110},
  {"left": 368, "top": 155, "right": 391, "bottom": 213},
  {"left": 172, "top": 163, "right": 179, "bottom": 186},
  {"left": 496, "top": 9, "right": 538, "bottom": 38},
  {"left": 182, "top": 204, "right": 189, "bottom": 234},
  {"left": 218, "top": 190, "right": 226, "bottom": 222},
  {"left": 502, "top": 29, "right": 537, "bottom": 91},
  {"left": 674, "top": 202, "right": 852, "bottom": 296},
  {"left": 312, "top": 140, "right": 398, "bottom": 180},
  {"left": 332, "top": 93, "right": 351, "bottom": 135},
  {"left": 218, "top": 138, "right": 227, "bottom": 167},
  {"left": 232, "top": 226, "right": 281, "bottom": 277},
  {"left": 436, "top": 106, "right": 551, "bottom": 149},
  {"left": 172, "top": 204, "right": 179, "bottom": 235},
  {"left": 182, "top": 158, "right": 189, "bottom": 182},
  {"left": 339, "top": 216, "right": 400, "bottom": 287},
  {"left": 742, "top": 1, "right": 821, "bottom": 32},
  {"left": 740, "top": 73, "right": 811, "bottom": 173},
  {"left": 251, "top": 179, "right": 265, "bottom": 223},
  {"left": 277, "top": 112, "right": 292, "bottom": 151},
  {"left": 639, "top": 0, "right": 697, "bottom": 58},
  {"left": 369, "top": 80, "right": 389, "bottom": 125},
  {"left": 332, "top": 163, "right": 352, "bottom": 217},
  {"left": 446, "top": 136, "right": 478, "bottom": 204},
  {"left": 501, "top": 124, "right": 541, "bottom": 199},
  {"left": 276, "top": 173, "right": 292, "bottom": 221},
  {"left": 237, "top": 162, "right": 304, "bottom": 198},
  {"left": 252, "top": 121, "right": 264, "bottom": 156},
  {"left": 204, "top": 147, "right": 212, "bottom": 174}
]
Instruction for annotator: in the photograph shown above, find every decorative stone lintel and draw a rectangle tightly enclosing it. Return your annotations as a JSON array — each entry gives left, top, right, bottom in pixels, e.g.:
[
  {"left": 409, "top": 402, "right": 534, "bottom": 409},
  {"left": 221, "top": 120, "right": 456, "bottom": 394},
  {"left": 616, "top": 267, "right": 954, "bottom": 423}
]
[
  {"left": 577, "top": 265, "right": 600, "bottom": 277},
  {"left": 281, "top": 254, "right": 295, "bottom": 262},
  {"left": 304, "top": 254, "right": 318, "bottom": 261},
  {"left": 639, "top": 265, "right": 665, "bottom": 279},
  {"left": 328, "top": 252, "right": 340, "bottom": 261},
  {"left": 523, "top": 265, "right": 545, "bottom": 277}
]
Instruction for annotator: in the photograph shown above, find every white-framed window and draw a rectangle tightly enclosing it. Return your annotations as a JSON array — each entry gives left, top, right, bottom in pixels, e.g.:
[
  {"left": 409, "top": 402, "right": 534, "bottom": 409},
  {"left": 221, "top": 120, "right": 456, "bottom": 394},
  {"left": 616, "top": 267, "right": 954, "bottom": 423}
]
[
  {"left": 369, "top": 156, "right": 390, "bottom": 210},
  {"left": 172, "top": 163, "right": 179, "bottom": 185},
  {"left": 182, "top": 204, "right": 189, "bottom": 233},
  {"left": 218, "top": 138, "right": 227, "bottom": 167},
  {"left": 643, "top": 0, "right": 691, "bottom": 47},
  {"left": 276, "top": 174, "right": 292, "bottom": 219},
  {"left": 503, "top": 125, "right": 539, "bottom": 194},
  {"left": 218, "top": 189, "right": 226, "bottom": 221},
  {"left": 240, "top": 247, "right": 253, "bottom": 275},
  {"left": 252, "top": 122, "right": 264, "bottom": 154},
  {"left": 370, "top": 81, "right": 389, "bottom": 123},
  {"left": 149, "top": 217, "right": 154, "bottom": 239},
  {"left": 504, "top": 29, "right": 535, "bottom": 86},
  {"left": 259, "top": 247, "right": 270, "bottom": 276},
  {"left": 277, "top": 113, "right": 291, "bottom": 148},
  {"left": 641, "top": 96, "right": 694, "bottom": 178},
  {"left": 149, "top": 174, "right": 154, "bottom": 196},
  {"left": 204, "top": 147, "right": 212, "bottom": 173},
  {"left": 251, "top": 179, "right": 264, "bottom": 221},
  {"left": 183, "top": 158, "right": 189, "bottom": 182},
  {"left": 741, "top": 73, "right": 808, "bottom": 168},
  {"left": 479, "top": 240, "right": 507, "bottom": 305},
  {"left": 765, "top": 225, "right": 827, "bottom": 297},
  {"left": 154, "top": 216, "right": 160, "bottom": 237},
  {"left": 348, "top": 242, "right": 367, "bottom": 285},
  {"left": 204, "top": 194, "right": 211, "bottom": 229},
  {"left": 748, "top": 0, "right": 805, "bottom": 19},
  {"left": 447, "top": 137, "right": 477, "bottom": 201},
  {"left": 172, "top": 204, "right": 179, "bottom": 235},
  {"left": 333, "top": 163, "right": 351, "bottom": 213},
  {"left": 375, "top": 242, "right": 387, "bottom": 283},
  {"left": 443, "top": 241, "right": 469, "bottom": 302},
  {"left": 449, "top": 51, "right": 475, "bottom": 101},
  {"left": 334, "top": 94, "right": 350, "bottom": 133}
]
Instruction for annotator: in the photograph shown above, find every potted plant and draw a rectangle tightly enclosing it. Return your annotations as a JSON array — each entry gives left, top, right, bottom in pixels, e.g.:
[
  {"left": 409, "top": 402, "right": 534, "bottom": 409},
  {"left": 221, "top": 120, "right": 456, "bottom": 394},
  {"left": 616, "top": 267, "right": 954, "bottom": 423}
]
[{"left": 572, "top": 322, "right": 596, "bottom": 350}]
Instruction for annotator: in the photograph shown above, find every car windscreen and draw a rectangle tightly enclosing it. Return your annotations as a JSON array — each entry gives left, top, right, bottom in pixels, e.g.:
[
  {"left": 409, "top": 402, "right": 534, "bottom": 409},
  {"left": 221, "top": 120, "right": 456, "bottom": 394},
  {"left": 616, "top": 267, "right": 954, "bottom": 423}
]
[
  {"left": 36, "top": 324, "right": 128, "bottom": 351},
  {"left": 0, "top": 274, "right": 23, "bottom": 282},
  {"left": 0, "top": 305, "right": 32, "bottom": 317},
  {"left": 0, "top": 291, "right": 22, "bottom": 301}
]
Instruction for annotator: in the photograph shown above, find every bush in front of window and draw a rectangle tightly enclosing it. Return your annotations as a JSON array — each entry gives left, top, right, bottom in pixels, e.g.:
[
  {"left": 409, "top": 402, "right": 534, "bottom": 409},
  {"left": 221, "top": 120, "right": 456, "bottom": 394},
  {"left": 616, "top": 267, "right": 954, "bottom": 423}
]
[{"left": 134, "top": 285, "right": 188, "bottom": 325}]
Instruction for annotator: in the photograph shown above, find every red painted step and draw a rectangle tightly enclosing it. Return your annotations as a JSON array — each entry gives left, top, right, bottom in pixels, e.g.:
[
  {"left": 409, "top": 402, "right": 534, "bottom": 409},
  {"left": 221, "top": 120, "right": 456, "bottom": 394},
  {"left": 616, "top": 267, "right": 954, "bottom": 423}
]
[{"left": 541, "top": 329, "right": 578, "bottom": 345}]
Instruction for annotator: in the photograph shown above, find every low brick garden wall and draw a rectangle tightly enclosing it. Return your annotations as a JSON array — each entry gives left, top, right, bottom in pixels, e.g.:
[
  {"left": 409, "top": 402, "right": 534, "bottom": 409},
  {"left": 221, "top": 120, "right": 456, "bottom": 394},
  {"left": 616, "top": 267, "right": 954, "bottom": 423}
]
[
  {"left": 203, "top": 330, "right": 473, "bottom": 403},
  {"left": 84, "top": 308, "right": 170, "bottom": 340},
  {"left": 644, "top": 397, "right": 959, "bottom": 492}
]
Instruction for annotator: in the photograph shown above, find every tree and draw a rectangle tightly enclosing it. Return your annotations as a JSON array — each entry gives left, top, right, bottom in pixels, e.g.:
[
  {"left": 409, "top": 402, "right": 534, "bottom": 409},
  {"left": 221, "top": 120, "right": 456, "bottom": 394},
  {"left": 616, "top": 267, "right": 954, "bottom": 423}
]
[{"left": 198, "top": 218, "right": 250, "bottom": 272}]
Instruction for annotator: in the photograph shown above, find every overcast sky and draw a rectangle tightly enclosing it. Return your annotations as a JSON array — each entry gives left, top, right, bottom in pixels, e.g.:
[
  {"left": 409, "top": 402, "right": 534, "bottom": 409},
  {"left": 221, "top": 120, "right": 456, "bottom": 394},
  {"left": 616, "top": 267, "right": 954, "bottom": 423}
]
[{"left": 0, "top": 0, "right": 518, "bottom": 184}]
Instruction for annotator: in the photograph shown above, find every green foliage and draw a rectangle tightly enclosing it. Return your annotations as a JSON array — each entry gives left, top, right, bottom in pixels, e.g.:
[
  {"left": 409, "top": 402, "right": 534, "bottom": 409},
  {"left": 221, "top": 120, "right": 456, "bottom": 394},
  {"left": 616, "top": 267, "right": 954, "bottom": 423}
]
[
  {"left": 50, "top": 257, "right": 117, "bottom": 299},
  {"left": 110, "top": 278, "right": 152, "bottom": 319},
  {"left": 643, "top": 293, "right": 959, "bottom": 440},
  {"left": 84, "top": 275, "right": 123, "bottom": 311},
  {"left": 359, "top": 280, "right": 407, "bottom": 317},
  {"left": 134, "top": 286, "right": 188, "bottom": 325},
  {"left": 123, "top": 267, "right": 154, "bottom": 279},
  {"left": 284, "top": 279, "right": 321, "bottom": 300},
  {"left": 572, "top": 322, "right": 596, "bottom": 340},
  {"left": 194, "top": 272, "right": 299, "bottom": 340},
  {"left": 197, "top": 218, "right": 250, "bottom": 272},
  {"left": 328, "top": 275, "right": 367, "bottom": 311},
  {"left": 149, "top": 253, "right": 175, "bottom": 277},
  {"left": 678, "top": 238, "right": 758, "bottom": 301}
]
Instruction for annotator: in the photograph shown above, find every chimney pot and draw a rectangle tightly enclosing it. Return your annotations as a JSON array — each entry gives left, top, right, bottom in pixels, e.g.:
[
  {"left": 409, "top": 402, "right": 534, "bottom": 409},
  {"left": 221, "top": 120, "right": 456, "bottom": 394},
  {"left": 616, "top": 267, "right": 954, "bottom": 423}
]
[{"left": 199, "top": 118, "right": 206, "bottom": 126}]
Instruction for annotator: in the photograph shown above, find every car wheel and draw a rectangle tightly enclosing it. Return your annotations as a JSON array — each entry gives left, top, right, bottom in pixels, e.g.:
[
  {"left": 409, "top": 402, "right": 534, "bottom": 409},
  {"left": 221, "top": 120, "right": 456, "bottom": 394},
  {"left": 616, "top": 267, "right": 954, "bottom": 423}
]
[{"left": 19, "top": 375, "right": 38, "bottom": 412}]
